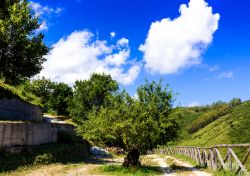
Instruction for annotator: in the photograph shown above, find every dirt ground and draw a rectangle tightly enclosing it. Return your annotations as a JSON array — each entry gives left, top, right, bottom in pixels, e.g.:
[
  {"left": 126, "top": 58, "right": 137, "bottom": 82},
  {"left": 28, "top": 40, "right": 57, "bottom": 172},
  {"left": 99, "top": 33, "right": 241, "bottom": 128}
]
[{"left": 1, "top": 155, "right": 212, "bottom": 176}]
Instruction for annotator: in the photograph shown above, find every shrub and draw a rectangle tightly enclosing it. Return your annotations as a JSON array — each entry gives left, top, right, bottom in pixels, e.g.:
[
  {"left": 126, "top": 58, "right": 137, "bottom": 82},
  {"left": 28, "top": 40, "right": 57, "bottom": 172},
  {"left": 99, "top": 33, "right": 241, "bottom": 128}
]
[{"left": 33, "top": 153, "right": 54, "bottom": 165}]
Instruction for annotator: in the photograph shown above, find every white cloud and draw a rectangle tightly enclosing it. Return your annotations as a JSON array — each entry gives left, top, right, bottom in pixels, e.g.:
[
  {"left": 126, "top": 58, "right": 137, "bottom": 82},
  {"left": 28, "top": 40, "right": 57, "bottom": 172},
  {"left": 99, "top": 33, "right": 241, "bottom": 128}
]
[
  {"left": 209, "top": 65, "right": 220, "bottom": 72},
  {"left": 30, "top": 1, "right": 62, "bottom": 32},
  {"left": 39, "top": 31, "right": 141, "bottom": 86},
  {"left": 30, "top": 1, "right": 63, "bottom": 17},
  {"left": 140, "top": 0, "right": 220, "bottom": 74},
  {"left": 110, "top": 32, "right": 116, "bottom": 38},
  {"left": 36, "top": 21, "right": 48, "bottom": 33},
  {"left": 117, "top": 38, "right": 129, "bottom": 47},
  {"left": 218, "top": 71, "right": 234, "bottom": 79},
  {"left": 188, "top": 101, "right": 200, "bottom": 107}
]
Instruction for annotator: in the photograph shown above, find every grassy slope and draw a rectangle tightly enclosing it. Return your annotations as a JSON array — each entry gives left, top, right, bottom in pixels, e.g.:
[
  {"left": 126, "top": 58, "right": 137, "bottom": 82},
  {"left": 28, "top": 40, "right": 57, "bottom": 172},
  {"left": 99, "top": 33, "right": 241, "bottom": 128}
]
[
  {"left": 178, "top": 107, "right": 205, "bottom": 139},
  {"left": 179, "top": 101, "right": 250, "bottom": 146},
  {"left": 0, "top": 82, "right": 42, "bottom": 106},
  {"left": 177, "top": 102, "right": 250, "bottom": 171}
]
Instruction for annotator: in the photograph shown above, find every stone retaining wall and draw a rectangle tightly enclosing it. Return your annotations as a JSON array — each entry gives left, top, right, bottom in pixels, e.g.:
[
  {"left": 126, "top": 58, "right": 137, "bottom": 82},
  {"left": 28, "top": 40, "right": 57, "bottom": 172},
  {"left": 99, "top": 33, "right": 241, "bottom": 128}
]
[
  {"left": 0, "top": 98, "right": 43, "bottom": 121},
  {"left": 0, "top": 122, "right": 75, "bottom": 148}
]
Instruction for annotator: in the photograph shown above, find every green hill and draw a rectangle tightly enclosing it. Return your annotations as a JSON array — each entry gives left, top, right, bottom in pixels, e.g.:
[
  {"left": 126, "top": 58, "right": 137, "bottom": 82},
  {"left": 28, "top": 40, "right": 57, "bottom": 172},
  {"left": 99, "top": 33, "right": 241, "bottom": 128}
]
[
  {"left": 179, "top": 101, "right": 250, "bottom": 146},
  {"left": 177, "top": 101, "right": 250, "bottom": 171}
]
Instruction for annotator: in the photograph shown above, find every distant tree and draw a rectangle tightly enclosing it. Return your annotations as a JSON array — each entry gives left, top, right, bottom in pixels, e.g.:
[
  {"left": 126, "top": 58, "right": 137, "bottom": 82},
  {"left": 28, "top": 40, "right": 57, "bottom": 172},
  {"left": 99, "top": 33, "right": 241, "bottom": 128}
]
[
  {"left": 24, "top": 77, "right": 55, "bottom": 111},
  {"left": 50, "top": 83, "right": 73, "bottom": 115},
  {"left": 211, "top": 101, "right": 227, "bottom": 108},
  {"left": 82, "top": 80, "right": 181, "bottom": 167},
  {"left": 0, "top": 0, "right": 48, "bottom": 84},
  {"left": 228, "top": 98, "right": 241, "bottom": 107},
  {"left": 69, "top": 73, "right": 119, "bottom": 123},
  {"left": 25, "top": 77, "right": 72, "bottom": 115}
]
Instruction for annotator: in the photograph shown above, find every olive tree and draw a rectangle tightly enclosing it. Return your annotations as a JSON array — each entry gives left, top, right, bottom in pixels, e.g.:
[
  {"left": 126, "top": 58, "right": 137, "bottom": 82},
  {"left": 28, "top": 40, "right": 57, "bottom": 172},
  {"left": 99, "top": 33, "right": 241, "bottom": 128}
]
[{"left": 82, "top": 80, "right": 181, "bottom": 167}]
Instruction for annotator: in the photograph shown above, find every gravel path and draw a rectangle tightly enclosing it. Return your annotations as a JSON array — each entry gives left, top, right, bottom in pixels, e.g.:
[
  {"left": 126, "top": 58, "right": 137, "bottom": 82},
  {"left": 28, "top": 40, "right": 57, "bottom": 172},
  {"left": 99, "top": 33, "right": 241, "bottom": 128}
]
[{"left": 151, "top": 155, "right": 212, "bottom": 176}]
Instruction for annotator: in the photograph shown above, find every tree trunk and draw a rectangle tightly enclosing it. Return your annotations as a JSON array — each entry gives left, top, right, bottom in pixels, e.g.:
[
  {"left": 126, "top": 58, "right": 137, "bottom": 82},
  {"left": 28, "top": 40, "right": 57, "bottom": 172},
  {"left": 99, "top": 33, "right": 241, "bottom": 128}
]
[{"left": 122, "top": 149, "right": 141, "bottom": 167}]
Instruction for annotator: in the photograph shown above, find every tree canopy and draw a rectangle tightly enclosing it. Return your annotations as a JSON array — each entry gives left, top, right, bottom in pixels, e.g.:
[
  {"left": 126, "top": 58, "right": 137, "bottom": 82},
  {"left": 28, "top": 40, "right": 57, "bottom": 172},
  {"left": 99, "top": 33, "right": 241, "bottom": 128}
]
[
  {"left": 0, "top": 0, "right": 48, "bottom": 84},
  {"left": 69, "top": 73, "right": 119, "bottom": 123},
  {"left": 78, "top": 78, "right": 181, "bottom": 167},
  {"left": 24, "top": 77, "right": 73, "bottom": 115}
]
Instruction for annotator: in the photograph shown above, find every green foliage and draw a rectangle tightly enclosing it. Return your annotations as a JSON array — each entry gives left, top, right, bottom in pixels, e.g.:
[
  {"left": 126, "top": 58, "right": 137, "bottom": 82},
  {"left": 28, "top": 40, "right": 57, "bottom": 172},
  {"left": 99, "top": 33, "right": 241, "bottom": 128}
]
[
  {"left": 229, "top": 101, "right": 250, "bottom": 144},
  {"left": 213, "top": 171, "right": 236, "bottom": 176},
  {"left": 49, "top": 82, "right": 73, "bottom": 115},
  {"left": 0, "top": 0, "right": 49, "bottom": 84},
  {"left": 33, "top": 154, "right": 54, "bottom": 165},
  {"left": 81, "top": 80, "right": 181, "bottom": 154},
  {"left": 24, "top": 77, "right": 73, "bottom": 115},
  {"left": 187, "top": 104, "right": 232, "bottom": 133},
  {"left": 178, "top": 107, "right": 204, "bottom": 139},
  {"left": 228, "top": 98, "right": 241, "bottom": 108},
  {"left": 0, "top": 81, "right": 42, "bottom": 106},
  {"left": 98, "top": 165, "right": 162, "bottom": 176},
  {"left": 179, "top": 101, "right": 250, "bottom": 147},
  {"left": 69, "top": 73, "right": 119, "bottom": 123}
]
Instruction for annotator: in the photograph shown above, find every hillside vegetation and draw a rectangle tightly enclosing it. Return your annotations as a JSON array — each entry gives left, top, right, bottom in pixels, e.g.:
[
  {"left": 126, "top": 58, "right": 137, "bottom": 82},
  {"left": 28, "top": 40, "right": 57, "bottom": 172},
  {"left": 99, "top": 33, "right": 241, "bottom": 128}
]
[
  {"left": 179, "top": 100, "right": 250, "bottom": 146},
  {"left": 0, "top": 81, "right": 42, "bottom": 106}
]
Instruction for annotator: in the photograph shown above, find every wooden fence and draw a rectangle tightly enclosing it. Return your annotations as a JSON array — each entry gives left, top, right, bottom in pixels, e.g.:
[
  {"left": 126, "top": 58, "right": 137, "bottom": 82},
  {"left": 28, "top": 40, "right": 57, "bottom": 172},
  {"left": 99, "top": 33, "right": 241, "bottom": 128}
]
[{"left": 149, "top": 144, "right": 250, "bottom": 175}]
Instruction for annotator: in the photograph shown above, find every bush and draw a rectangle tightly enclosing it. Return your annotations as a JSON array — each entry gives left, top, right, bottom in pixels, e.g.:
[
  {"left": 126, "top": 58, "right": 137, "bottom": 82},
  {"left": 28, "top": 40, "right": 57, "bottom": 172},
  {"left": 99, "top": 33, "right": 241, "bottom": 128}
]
[{"left": 33, "top": 153, "right": 54, "bottom": 165}]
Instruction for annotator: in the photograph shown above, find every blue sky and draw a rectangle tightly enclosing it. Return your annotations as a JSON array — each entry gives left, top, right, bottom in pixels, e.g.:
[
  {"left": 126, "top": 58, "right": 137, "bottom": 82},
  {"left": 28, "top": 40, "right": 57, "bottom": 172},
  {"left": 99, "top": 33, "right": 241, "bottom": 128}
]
[{"left": 30, "top": 0, "right": 250, "bottom": 107}]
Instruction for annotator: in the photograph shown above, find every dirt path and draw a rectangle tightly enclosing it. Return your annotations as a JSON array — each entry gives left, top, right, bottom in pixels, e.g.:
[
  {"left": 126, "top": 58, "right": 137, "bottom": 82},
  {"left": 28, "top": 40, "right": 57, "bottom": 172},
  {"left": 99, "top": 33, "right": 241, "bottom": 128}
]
[
  {"left": 3, "top": 155, "right": 212, "bottom": 176},
  {"left": 150, "top": 154, "right": 211, "bottom": 176}
]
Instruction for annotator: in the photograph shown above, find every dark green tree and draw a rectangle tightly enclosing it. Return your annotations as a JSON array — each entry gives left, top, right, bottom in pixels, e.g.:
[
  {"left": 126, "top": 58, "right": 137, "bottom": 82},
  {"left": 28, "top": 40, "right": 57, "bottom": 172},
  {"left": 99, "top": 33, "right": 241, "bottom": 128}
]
[
  {"left": 24, "top": 77, "right": 72, "bottom": 115},
  {"left": 69, "top": 73, "right": 119, "bottom": 123},
  {"left": 24, "top": 77, "right": 55, "bottom": 111},
  {"left": 0, "top": 0, "right": 48, "bottom": 84},
  {"left": 82, "top": 80, "right": 181, "bottom": 167},
  {"left": 50, "top": 82, "right": 73, "bottom": 116},
  {"left": 228, "top": 98, "right": 241, "bottom": 107}
]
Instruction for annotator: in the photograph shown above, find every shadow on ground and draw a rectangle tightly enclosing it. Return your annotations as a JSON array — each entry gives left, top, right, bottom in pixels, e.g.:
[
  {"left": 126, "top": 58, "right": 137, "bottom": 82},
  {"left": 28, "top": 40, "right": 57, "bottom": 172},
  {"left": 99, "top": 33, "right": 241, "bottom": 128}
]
[
  {"left": 0, "top": 142, "right": 118, "bottom": 173},
  {"left": 162, "top": 164, "right": 206, "bottom": 174}
]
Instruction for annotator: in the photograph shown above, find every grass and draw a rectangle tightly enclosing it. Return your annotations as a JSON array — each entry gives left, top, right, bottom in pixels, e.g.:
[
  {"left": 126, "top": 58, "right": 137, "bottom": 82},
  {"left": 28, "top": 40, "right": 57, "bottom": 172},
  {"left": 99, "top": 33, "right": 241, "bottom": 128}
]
[
  {"left": 0, "top": 163, "right": 91, "bottom": 176},
  {"left": 0, "top": 81, "right": 42, "bottom": 106},
  {"left": 94, "top": 165, "right": 162, "bottom": 176},
  {"left": 177, "top": 101, "right": 250, "bottom": 171},
  {"left": 179, "top": 101, "right": 250, "bottom": 147},
  {"left": 213, "top": 171, "right": 237, "bottom": 176}
]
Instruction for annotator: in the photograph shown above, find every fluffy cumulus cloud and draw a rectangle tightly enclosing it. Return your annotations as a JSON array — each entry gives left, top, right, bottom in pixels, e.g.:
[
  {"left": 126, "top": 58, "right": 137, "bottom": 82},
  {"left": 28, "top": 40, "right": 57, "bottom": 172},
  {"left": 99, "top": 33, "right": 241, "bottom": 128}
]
[
  {"left": 39, "top": 31, "right": 141, "bottom": 85},
  {"left": 140, "top": 0, "right": 220, "bottom": 74}
]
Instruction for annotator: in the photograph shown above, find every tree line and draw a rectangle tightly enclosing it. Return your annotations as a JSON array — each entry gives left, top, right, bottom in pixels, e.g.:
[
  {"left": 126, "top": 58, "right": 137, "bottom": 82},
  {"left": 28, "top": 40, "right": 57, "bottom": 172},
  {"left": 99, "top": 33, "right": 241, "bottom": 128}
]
[{"left": 187, "top": 99, "right": 242, "bottom": 134}]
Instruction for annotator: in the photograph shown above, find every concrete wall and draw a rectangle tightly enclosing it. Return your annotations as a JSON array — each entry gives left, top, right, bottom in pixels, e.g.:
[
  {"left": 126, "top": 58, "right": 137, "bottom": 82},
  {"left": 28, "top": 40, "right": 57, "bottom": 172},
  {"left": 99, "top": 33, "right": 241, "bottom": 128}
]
[
  {"left": 0, "top": 98, "right": 43, "bottom": 121},
  {"left": 0, "top": 122, "right": 75, "bottom": 148}
]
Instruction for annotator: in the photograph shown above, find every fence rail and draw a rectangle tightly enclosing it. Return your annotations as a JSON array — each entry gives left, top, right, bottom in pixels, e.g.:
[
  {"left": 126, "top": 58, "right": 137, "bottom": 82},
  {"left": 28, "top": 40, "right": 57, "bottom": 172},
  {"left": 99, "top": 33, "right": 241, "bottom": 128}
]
[{"left": 149, "top": 144, "right": 250, "bottom": 175}]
